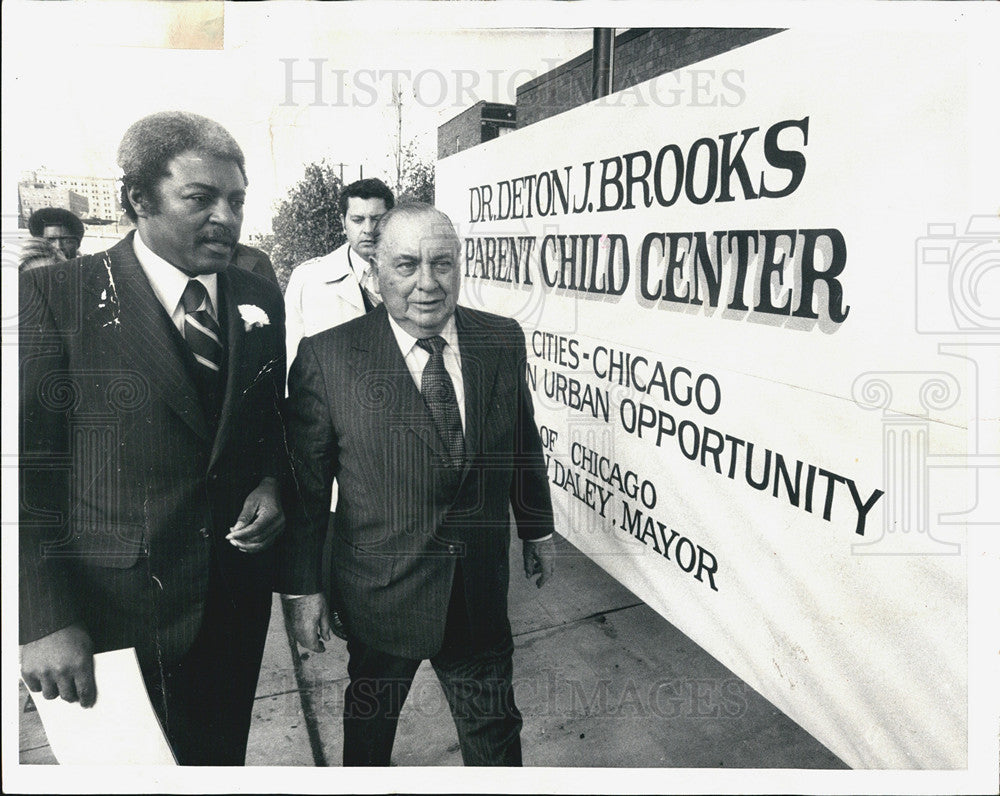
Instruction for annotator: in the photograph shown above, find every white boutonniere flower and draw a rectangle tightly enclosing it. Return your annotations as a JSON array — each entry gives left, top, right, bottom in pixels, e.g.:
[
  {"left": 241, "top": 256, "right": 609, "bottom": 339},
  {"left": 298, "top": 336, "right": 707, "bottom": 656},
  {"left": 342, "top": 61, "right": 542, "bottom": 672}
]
[{"left": 238, "top": 304, "right": 270, "bottom": 332}]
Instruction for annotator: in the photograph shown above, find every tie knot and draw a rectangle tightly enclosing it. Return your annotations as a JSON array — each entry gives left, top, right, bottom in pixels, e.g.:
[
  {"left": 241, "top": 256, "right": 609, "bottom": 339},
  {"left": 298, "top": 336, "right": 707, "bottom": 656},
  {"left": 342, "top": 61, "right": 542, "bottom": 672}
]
[
  {"left": 416, "top": 335, "right": 446, "bottom": 357},
  {"left": 181, "top": 279, "right": 209, "bottom": 314}
]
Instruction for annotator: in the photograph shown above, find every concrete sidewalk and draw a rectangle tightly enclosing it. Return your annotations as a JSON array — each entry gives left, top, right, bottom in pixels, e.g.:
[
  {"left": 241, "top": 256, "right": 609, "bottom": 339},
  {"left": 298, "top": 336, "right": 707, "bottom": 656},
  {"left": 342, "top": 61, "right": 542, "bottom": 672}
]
[{"left": 19, "top": 534, "right": 846, "bottom": 769}]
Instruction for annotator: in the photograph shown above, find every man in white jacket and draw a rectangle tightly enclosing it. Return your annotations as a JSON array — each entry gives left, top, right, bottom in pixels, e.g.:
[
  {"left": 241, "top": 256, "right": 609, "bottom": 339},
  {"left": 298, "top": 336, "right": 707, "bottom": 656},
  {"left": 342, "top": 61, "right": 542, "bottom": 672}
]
[{"left": 284, "top": 178, "right": 395, "bottom": 368}]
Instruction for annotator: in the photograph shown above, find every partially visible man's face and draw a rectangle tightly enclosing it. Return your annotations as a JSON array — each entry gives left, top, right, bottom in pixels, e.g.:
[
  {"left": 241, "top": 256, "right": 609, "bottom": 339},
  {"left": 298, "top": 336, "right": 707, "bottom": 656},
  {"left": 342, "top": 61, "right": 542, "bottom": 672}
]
[
  {"left": 343, "top": 197, "right": 388, "bottom": 261},
  {"left": 376, "top": 211, "right": 461, "bottom": 339},
  {"left": 41, "top": 224, "right": 81, "bottom": 260},
  {"left": 132, "top": 150, "right": 245, "bottom": 276}
]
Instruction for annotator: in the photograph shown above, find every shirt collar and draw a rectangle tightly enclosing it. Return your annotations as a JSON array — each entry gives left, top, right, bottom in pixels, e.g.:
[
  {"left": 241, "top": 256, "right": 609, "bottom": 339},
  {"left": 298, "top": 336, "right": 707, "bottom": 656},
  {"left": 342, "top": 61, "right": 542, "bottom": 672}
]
[
  {"left": 346, "top": 246, "right": 373, "bottom": 282},
  {"left": 385, "top": 311, "right": 459, "bottom": 358},
  {"left": 133, "top": 231, "right": 218, "bottom": 318}
]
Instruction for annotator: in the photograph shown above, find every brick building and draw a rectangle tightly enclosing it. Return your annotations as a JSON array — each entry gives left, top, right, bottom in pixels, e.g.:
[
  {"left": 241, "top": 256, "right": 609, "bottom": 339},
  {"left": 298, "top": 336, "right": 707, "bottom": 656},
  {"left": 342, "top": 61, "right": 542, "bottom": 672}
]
[
  {"left": 438, "top": 27, "right": 782, "bottom": 159},
  {"left": 437, "top": 101, "right": 517, "bottom": 160},
  {"left": 516, "top": 28, "right": 782, "bottom": 129}
]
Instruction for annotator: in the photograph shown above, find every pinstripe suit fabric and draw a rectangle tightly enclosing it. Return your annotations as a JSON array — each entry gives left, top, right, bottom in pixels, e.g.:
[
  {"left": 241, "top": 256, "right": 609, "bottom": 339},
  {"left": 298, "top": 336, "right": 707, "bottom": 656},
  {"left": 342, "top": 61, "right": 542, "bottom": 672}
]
[
  {"left": 279, "top": 304, "right": 555, "bottom": 659},
  {"left": 19, "top": 233, "right": 288, "bottom": 762}
]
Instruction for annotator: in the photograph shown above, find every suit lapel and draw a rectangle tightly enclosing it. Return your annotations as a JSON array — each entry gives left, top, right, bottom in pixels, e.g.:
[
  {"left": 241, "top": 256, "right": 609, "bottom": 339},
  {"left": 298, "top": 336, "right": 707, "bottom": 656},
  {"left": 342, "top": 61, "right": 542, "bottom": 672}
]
[
  {"left": 349, "top": 307, "right": 445, "bottom": 460},
  {"left": 208, "top": 270, "right": 248, "bottom": 469},
  {"left": 95, "top": 234, "right": 211, "bottom": 442},
  {"left": 456, "top": 307, "right": 500, "bottom": 477}
]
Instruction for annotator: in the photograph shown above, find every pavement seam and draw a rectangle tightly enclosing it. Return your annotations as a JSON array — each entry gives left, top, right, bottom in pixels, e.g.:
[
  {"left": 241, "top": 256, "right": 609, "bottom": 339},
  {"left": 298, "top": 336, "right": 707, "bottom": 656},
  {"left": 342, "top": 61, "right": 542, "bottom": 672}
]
[
  {"left": 253, "top": 687, "right": 305, "bottom": 701},
  {"left": 513, "top": 601, "right": 645, "bottom": 640}
]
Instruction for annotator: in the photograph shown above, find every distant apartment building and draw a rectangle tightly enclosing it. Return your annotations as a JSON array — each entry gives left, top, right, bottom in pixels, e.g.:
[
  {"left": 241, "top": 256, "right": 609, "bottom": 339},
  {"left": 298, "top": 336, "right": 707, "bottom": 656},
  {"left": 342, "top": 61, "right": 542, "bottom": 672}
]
[
  {"left": 18, "top": 184, "right": 89, "bottom": 224},
  {"left": 20, "top": 169, "right": 121, "bottom": 222}
]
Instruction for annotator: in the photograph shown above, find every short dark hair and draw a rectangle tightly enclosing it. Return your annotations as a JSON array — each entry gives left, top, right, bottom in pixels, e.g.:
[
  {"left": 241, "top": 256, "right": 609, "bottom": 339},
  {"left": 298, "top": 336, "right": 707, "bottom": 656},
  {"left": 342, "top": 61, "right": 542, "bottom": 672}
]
[
  {"left": 117, "top": 111, "right": 247, "bottom": 222},
  {"left": 338, "top": 178, "right": 395, "bottom": 217},
  {"left": 28, "top": 207, "right": 84, "bottom": 240}
]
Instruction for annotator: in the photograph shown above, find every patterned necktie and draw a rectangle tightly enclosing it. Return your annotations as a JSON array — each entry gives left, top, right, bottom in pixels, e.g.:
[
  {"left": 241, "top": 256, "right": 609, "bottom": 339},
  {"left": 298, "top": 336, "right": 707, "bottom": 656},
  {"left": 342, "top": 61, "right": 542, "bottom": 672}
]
[
  {"left": 416, "top": 335, "right": 465, "bottom": 469},
  {"left": 180, "top": 279, "right": 223, "bottom": 374}
]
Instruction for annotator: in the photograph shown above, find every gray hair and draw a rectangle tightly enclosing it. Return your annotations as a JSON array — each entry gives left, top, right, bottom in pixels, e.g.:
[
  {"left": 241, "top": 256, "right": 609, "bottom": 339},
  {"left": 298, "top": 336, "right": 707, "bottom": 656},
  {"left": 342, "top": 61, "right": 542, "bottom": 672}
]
[{"left": 117, "top": 111, "right": 246, "bottom": 221}]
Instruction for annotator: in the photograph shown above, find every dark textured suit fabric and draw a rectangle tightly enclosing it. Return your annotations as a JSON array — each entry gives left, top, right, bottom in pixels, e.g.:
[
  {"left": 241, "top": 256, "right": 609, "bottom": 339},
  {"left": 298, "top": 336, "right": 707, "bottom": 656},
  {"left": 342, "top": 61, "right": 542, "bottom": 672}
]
[
  {"left": 278, "top": 304, "right": 555, "bottom": 658},
  {"left": 278, "top": 304, "right": 554, "bottom": 764},
  {"left": 19, "top": 232, "right": 288, "bottom": 763},
  {"left": 233, "top": 243, "right": 279, "bottom": 286}
]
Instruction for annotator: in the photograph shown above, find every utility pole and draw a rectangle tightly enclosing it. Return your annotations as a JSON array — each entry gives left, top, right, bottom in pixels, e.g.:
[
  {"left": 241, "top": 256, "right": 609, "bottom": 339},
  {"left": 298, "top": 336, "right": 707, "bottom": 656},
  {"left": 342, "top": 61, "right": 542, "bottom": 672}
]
[
  {"left": 392, "top": 85, "right": 403, "bottom": 190},
  {"left": 592, "top": 28, "right": 615, "bottom": 100},
  {"left": 329, "top": 162, "right": 348, "bottom": 182}
]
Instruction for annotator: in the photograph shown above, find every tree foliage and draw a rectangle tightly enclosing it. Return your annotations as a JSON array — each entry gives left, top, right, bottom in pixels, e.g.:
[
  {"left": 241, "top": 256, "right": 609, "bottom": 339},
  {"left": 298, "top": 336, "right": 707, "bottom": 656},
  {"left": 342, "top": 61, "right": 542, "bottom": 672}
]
[
  {"left": 253, "top": 150, "right": 436, "bottom": 290},
  {"left": 254, "top": 161, "right": 345, "bottom": 289},
  {"left": 395, "top": 143, "right": 435, "bottom": 204}
]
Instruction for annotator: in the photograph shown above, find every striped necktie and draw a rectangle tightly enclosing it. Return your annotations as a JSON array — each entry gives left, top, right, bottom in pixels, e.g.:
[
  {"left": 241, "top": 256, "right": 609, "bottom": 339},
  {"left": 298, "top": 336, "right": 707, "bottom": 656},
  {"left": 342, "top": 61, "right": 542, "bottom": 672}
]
[
  {"left": 416, "top": 335, "right": 465, "bottom": 469},
  {"left": 180, "top": 279, "right": 223, "bottom": 374}
]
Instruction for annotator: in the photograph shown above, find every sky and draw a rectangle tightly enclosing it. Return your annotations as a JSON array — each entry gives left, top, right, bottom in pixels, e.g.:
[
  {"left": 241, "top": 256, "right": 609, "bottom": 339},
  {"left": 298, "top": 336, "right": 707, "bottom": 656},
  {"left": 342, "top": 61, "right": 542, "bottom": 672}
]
[{"left": 2, "top": 1, "right": 592, "bottom": 235}]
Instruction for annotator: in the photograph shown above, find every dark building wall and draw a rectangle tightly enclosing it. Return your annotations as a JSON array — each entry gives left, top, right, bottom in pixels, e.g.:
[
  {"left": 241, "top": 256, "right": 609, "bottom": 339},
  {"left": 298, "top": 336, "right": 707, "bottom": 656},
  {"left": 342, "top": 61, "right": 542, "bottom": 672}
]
[
  {"left": 438, "top": 101, "right": 516, "bottom": 160},
  {"left": 438, "top": 101, "right": 486, "bottom": 160},
  {"left": 516, "top": 28, "right": 783, "bottom": 129}
]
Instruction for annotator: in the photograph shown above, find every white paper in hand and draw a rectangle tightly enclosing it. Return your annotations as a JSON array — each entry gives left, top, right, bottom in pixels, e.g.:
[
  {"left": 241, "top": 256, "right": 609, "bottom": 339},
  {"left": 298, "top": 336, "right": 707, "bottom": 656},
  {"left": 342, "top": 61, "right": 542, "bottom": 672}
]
[{"left": 23, "top": 647, "right": 176, "bottom": 765}]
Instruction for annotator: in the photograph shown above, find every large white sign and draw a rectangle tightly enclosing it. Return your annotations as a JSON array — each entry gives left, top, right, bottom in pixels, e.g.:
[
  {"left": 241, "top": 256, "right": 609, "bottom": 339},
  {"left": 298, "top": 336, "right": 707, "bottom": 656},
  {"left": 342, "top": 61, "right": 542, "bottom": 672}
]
[{"left": 438, "top": 30, "right": 997, "bottom": 769}]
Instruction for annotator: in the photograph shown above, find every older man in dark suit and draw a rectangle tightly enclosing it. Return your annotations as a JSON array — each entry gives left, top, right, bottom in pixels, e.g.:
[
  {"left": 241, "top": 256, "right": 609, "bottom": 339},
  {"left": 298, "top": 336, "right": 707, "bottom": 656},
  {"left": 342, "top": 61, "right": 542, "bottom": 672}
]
[
  {"left": 279, "top": 202, "right": 557, "bottom": 766},
  {"left": 19, "top": 111, "right": 288, "bottom": 765}
]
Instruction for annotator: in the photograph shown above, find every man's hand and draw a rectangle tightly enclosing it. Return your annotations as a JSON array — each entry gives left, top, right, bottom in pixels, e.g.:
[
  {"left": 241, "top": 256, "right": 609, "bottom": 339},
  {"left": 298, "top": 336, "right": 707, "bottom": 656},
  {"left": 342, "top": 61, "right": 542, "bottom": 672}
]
[
  {"left": 18, "top": 237, "right": 65, "bottom": 271},
  {"left": 228, "top": 476, "right": 284, "bottom": 552},
  {"left": 523, "top": 536, "right": 556, "bottom": 588},
  {"left": 282, "top": 593, "right": 333, "bottom": 652},
  {"left": 20, "top": 624, "right": 96, "bottom": 708}
]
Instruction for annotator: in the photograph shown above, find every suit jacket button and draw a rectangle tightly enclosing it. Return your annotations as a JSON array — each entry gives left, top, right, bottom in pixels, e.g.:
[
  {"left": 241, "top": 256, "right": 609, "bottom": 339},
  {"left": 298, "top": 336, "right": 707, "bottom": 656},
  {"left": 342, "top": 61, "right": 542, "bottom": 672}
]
[
  {"left": 447, "top": 545, "right": 457, "bottom": 554},
  {"left": 199, "top": 527, "right": 210, "bottom": 539}
]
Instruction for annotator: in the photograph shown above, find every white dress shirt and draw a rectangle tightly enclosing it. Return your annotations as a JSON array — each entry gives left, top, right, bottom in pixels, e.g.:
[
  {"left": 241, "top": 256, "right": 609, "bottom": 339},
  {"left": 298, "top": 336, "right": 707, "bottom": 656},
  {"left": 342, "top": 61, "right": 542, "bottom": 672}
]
[
  {"left": 385, "top": 312, "right": 550, "bottom": 542},
  {"left": 385, "top": 313, "right": 465, "bottom": 431},
  {"left": 133, "top": 231, "right": 218, "bottom": 328}
]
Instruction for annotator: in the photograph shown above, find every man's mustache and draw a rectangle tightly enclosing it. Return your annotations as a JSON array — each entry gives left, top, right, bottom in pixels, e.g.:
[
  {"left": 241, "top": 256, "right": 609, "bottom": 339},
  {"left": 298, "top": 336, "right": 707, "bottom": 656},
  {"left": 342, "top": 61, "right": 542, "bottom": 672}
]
[{"left": 200, "top": 230, "right": 236, "bottom": 246}]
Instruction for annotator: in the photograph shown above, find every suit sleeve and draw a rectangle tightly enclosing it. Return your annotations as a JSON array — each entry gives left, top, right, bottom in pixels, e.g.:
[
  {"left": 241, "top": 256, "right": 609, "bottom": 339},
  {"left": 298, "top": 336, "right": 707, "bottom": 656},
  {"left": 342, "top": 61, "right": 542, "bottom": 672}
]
[
  {"left": 274, "top": 335, "right": 337, "bottom": 594},
  {"left": 260, "top": 284, "right": 290, "bottom": 486},
  {"left": 19, "top": 267, "right": 79, "bottom": 644},
  {"left": 509, "top": 320, "right": 556, "bottom": 541}
]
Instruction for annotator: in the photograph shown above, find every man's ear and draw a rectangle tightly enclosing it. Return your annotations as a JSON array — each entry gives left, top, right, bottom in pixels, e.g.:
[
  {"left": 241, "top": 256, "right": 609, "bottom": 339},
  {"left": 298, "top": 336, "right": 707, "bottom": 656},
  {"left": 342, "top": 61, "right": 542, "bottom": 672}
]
[{"left": 127, "top": 185, "right": 155, "bottom": 219}]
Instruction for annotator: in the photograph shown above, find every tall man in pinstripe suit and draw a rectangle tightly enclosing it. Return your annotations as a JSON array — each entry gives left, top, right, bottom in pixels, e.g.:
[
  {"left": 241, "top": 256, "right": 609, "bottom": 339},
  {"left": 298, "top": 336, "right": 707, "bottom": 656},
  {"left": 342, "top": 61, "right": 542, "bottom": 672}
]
[
  {"left": 279, "top": 203, "right": 557, "bottom": 766},
  {"left": 19, "top": 112, "right": 288, "bottom": 765}
]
